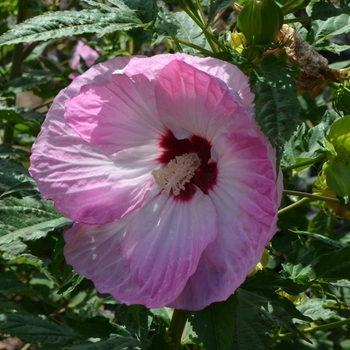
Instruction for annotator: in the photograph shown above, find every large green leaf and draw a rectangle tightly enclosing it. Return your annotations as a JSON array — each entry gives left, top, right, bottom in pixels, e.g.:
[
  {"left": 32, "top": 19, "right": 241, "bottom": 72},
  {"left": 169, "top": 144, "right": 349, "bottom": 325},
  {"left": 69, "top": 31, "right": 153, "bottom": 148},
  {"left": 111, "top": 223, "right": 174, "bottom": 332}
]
[
  {"left": 0, "top": 197, "right": 72, "bottom": 243},
  {"left": 249, "top": 54, "right": 299, "bottom": 157},
  {"left": 0, "top": 0, "right": 142, "bottom": 46},
  {"left": 0, "top": 313, "right": 82, "bottom": 349},
  {"left": 153, "top": 5, "right": 210, "bottom": 54},
  {"left": 189, "top": 289, "right": 273, "bottom": 350},
  {"left": 308, "top": 14, "right": 350, "bottom": 54}
]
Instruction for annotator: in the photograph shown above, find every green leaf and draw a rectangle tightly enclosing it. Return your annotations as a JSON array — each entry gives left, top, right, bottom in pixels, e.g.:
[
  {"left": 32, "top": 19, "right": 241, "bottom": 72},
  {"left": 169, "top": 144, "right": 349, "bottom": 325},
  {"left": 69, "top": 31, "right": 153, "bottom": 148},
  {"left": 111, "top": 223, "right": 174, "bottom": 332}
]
[
  {"left": 0, "top": 159, "right": 37, "bottom": 198},
  {"left": 0, "top": 0, "right": 142, "bottom": 46},
  {"left": 153, "top": 6, "right": 210, "bottom": 54},
  {"left": 208, "top": 0, "right": 237, "bottom": 23},
  {"left": 117, "top": 304, "right": 150, "bottom": 347},
  {"left": 311, "top": 0, "right": 350, "bottom": 20},
  {"left": 0, "top": 144, "right": 29, "bottom": 158},
  {"left": 0, "top": 105, "right": 43, "bottom": 124},
  {"left": 189, "top": 294, "right": 237, "bottom": 350},
  {"left": 296, "top": 298, "right": 341, "bottom": 322},
  {"left": 0, "top": 271, "right": 33, "bottom": 294},
  {"left": 282, "top": 110, "right": 337, "bottom": 168},
  {"left": 190, "top": 289, "right": 273, "bottom": 350},
  {"left": 62, "top": 335, "right": 141, "bottom": 350},
  {"left": 0, "top": 197, "right": 72, "bottom": 244},
  {"left": 0, "top": 313, "right": 82, "bottom": 349},
  {"left": 122, "top": 0, "right": 158, "bottom": 23},
  {"left": 294, "top": 230, "right": 349, "bottom": 249},
  {"left": 231, "top": 290, "right": 273, "bottom": 350},
  {"left": 75, "top": 316, "right": 132, "bottom": 340},
  {"left": 249, "top": 54, "right": 299, "bottom": 156},
  {"left": 308, "top": 14, "right": 350, "bottom": 54}
]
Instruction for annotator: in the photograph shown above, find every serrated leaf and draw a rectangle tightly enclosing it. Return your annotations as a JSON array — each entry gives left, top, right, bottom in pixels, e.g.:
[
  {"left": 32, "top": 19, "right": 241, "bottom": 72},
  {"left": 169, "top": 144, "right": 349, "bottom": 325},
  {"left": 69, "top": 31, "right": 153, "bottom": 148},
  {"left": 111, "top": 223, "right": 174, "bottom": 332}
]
[
  {"left": 0, "top": 271, "right": 32, "bottom": 294},
  {"left": 0, "top": 197, "right": 72, "bottom": 243},
  {"left": 0, "top": 144, "right": 29, "bottom": 158},
  {"left": 117, "top": 304, "right": 150, "bottom": 347},
  {"left": 189, "top": 295, "right": 237, "bottom": 350},
  {"left": 75, "top": 316, "right": 131, "bottom": 339},
  {"left": 0, "top": 2, "right": 142, "bottom": 46},
  {"left": 123, "top": 0, "right": 158, "bottom": 23},
  {"left": 231, "top": 290, "right": 273, "bottom": 350},
  {"left": 0, "top": 313, "right": 82, "bottom": 348},
  {"left": 0, "top": 105, "right": 43, "bottom": 124},
  {"left": 311, "top": 1, "right": 343, "bottom": 20},
  {"left": 0, "top": 159, "right": 36, "bottom": 197},
  {"left": 249, "top": 54, "right": 299, "bottom": 155}
]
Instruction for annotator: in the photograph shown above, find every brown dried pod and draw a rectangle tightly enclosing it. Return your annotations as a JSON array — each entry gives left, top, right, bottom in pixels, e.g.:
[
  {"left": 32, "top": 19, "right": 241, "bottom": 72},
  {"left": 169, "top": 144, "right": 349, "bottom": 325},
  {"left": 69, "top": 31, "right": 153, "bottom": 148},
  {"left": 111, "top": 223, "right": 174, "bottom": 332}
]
[{"left": 272, "top": 24, "right": 349, "bottom": 98}]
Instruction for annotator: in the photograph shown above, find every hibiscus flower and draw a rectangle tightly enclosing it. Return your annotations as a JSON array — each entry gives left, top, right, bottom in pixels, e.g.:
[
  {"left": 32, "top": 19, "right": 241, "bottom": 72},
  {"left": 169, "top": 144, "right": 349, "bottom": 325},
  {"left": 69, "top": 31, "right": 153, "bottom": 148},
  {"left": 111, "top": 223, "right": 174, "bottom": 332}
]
[{"left": 29, "top": 53, "right": 282, "bottom": 310}]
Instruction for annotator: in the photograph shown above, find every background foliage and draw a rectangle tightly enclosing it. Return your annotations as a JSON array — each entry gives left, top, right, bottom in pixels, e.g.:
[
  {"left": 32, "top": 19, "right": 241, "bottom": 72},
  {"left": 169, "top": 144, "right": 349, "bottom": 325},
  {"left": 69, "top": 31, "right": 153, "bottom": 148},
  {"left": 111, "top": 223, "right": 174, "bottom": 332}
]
[{"left": 1, "top": 0, "right": 350, "bottom": 349}]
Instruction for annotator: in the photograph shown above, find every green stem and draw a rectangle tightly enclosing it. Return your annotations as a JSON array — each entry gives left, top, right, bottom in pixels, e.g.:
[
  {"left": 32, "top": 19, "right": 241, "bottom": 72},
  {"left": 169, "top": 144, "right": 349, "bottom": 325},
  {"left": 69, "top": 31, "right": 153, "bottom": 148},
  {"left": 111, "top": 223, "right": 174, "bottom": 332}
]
[
  {"left": 175, "top": 38, "right": 214, "bottom": 55},
  {"left": 167, "top": 309, "right": 188, "bottom": 350},
  {"left": 3, "top": 0, "right": 28, "bottom": 144},
  {"left": 278, "top": 197, "right": 311, "bottom": 215},
  {"left": 283, "top": 16, "right": 311, "bottom": 24},
  {"left": 276, "top": 318, "right": 350, "bottom": 341},
  {"left": 283, "top": 190, "right": 340, "bottom": 204},
  {"left": 282, "top": 156, "right": 324, "bottom": 172}
]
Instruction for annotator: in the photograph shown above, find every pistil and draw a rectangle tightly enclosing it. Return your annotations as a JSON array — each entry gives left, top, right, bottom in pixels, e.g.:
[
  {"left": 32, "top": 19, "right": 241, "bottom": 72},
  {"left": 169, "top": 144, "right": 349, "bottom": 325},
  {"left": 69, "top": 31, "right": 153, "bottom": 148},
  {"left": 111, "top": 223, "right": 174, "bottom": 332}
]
[{"left": 152, "top": 153, "right": 200, "bottom": 196}]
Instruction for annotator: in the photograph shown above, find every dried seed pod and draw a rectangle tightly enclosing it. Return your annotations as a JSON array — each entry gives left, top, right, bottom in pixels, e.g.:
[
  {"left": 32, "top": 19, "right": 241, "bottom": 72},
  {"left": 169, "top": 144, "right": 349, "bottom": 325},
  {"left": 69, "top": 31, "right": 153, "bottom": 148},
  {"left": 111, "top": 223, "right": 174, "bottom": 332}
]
[{"left": 272, "top": 24, "right": 349, "bottom": 98}]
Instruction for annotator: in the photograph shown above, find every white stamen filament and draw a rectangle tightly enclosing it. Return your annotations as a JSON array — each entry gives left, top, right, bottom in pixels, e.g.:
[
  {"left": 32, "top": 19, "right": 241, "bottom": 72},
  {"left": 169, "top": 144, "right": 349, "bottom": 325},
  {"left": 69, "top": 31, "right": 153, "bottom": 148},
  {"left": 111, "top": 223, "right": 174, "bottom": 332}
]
[{"left": 152, "top": 153, "right": 200, "bottom": 196}]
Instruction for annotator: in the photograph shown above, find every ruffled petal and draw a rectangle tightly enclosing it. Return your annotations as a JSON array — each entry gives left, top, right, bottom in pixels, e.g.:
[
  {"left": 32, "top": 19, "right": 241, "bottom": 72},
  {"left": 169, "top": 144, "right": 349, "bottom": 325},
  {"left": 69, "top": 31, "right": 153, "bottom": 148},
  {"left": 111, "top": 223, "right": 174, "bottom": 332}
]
[
  {"left": 155, "top": 60, "right": 240, "bottom": 142},
  {"left": 169, "top": 133, "right": 281, "bottom": 310},
  {"left": 65, "top": 73, "right": 166, "bottom": 153},
  {"left": 64, "top": 188, "right": 217, "bottom": 308},
  {"left": 29, "top": 56, "right": 163, "bottom": 224},
  {"left": 122, "top": 53, "right": 253, "bottom": 106}
]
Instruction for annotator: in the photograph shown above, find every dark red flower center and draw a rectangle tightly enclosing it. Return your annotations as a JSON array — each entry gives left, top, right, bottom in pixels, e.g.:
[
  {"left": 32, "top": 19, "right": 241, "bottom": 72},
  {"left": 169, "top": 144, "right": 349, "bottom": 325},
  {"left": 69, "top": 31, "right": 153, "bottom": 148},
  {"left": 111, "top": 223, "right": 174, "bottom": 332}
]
[{"left": 154, "top": 130, "right": 217, "bottom": 201}]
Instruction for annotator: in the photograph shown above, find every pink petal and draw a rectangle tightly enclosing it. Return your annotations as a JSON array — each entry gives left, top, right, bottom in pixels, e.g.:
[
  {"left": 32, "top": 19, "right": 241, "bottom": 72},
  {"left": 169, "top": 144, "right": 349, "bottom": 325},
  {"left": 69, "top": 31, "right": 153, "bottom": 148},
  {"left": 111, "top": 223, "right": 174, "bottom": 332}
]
[
  {"left": 70, "top": 41, "right": 99, "bottom": 70},
  {"left": 64, "top": 188, "right": 217, "bottom": 308},
  {"left": 155, "top": 59, "right": 240, "bottom": 142},
  {"left": 30, "top": 56, "right": 161, "bottom": 224},
  {"left": 64, "top": 73, "right": 166, "bottom": 153},
  {"left": 123, "top": 53, "right": 253, "bottom": 106},
  {"left": 170, "top": 132, "right": 281, "bottom": 310}
]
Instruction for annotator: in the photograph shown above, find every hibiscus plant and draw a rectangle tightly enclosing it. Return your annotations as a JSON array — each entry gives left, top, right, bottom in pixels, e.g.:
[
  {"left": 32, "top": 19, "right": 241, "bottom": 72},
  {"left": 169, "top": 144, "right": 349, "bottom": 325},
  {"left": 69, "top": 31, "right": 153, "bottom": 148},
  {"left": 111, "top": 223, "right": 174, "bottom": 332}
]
[{"left": 1, "top": 0, "right": 350, "bottom": 349}]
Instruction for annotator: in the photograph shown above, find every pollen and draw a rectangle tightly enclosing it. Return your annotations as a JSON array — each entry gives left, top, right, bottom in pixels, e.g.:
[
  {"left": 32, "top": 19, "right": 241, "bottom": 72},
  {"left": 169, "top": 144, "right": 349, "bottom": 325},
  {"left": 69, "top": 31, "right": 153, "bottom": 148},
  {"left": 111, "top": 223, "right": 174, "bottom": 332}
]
[{"left": 152, "top": 153, "right": 200, "bottom": 196}]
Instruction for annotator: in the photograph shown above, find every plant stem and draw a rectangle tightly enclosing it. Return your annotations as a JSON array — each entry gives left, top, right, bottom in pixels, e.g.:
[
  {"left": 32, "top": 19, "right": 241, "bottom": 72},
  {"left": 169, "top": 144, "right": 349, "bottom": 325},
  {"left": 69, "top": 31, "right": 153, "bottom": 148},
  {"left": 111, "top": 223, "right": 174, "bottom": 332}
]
[
  {"left": 167, "top": 309, "right": 188, "bottom": 350},
  {"left": 3, "top": 0, "right": 28, "bottom": 144},
  {"left": 282, "top": 156, "right": 324, "bottom": 172},
  {"left": 276, "top": 318, "right": 350, "bottom": 341},
  {"left": 278, "top": 197, "right": 311, "bottom": 215},
  {"left": 283, "top": 190, "right": 340, "bottom": 204},
  {"left": 284, "top": 16, "right": 311, "bottom": 24},
  {"left": 175, "top": 38, "right": 214, "bottom": 55}
]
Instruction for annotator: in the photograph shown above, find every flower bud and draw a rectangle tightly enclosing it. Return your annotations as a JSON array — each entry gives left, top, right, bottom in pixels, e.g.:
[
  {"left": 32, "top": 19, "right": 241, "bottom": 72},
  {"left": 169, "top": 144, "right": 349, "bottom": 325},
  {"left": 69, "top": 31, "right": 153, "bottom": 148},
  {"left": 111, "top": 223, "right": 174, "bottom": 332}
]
[
  {"left": 322, "top": 116, "right": 350, "bottom": 203},
  {"left": 333, "top": 84, "right": 350, "bottom": 115},
  {"left": 237, "top": 0, "right": 284, "bottom": 45}
]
